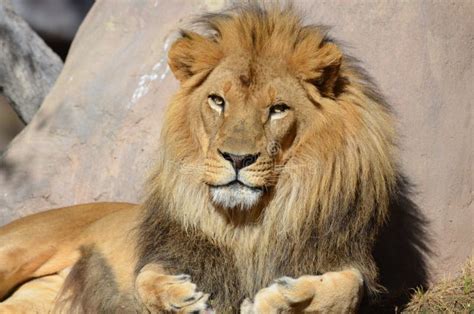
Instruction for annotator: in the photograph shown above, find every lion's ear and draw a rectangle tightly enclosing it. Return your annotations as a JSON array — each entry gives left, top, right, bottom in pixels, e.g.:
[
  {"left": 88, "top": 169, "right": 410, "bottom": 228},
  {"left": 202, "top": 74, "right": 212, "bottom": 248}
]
[
  {"left": 168, "top": 31, "right": 223, "bottom": 83},
  {"left": 291, "top": 40, "right": 343, "bottom": 98}
]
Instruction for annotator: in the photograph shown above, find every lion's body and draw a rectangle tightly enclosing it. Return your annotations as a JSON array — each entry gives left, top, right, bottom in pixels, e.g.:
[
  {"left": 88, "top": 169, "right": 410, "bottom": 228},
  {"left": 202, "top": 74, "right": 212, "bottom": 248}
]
[
  {"left": 1, "top": 4, "right": 398, "bottom": 313},
  {"left": 0, "top": 203, "right": 139, "bottom": 303}
]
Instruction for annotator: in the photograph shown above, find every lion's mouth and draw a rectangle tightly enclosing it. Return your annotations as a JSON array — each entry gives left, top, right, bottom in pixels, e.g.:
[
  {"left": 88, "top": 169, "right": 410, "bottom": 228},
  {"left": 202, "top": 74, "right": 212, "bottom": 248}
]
[
  {"left": 208, "top": 181, "right": 264, "bottom": 210},
  {"left": 210, "top": 180, "right": 263, "bottom": 192}
]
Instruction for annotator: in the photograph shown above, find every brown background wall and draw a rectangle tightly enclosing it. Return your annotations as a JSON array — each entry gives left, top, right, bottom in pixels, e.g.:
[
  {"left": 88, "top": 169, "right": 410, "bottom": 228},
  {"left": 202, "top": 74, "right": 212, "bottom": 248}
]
[{"left": 0, "top": 0, "right": 472, "bottom": 281}]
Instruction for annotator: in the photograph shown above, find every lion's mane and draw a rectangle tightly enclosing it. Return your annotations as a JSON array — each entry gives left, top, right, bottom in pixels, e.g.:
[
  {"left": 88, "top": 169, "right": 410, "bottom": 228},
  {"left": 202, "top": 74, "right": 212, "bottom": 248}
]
[{"left": 137, "top": 3, "right": 398, "bottom": 310}]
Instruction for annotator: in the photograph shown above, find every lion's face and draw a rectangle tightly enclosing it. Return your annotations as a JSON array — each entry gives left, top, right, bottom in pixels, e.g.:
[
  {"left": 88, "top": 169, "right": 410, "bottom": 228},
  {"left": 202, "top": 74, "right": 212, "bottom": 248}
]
[
  {"left": 194, "top": 55, "right": 312, "bottom": 209},
  {"left": 167, "top": 24, "right": 345, "bottom": 211}
]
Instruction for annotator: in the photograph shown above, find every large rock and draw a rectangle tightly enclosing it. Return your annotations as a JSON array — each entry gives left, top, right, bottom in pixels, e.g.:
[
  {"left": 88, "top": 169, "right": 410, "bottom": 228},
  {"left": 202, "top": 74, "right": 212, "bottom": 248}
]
[
  {"left": 0, "top": 0, "right": 63, "bottom": 123},
  {"left": 0, "top": 0, "right": 472, "bottom": 290}
]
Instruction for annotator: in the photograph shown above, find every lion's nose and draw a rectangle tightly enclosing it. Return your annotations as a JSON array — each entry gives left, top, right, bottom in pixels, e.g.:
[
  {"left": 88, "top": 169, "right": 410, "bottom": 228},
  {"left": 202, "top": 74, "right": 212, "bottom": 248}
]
[{"left": 218, "top": 150, "right": 260, "bottom": 171}]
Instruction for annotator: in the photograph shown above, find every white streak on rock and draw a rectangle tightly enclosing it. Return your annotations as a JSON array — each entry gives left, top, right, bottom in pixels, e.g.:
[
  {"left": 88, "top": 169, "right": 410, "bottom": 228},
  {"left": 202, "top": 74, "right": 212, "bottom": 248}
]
[{"left": 128, "top": 36, "right": 173, "bottom": 108}]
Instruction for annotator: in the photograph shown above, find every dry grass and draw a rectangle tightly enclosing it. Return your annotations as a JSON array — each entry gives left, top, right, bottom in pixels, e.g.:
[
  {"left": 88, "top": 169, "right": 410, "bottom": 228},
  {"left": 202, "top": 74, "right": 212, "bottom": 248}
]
[{"left": 405, "top": 257, "right": 473, "bottom": 313}]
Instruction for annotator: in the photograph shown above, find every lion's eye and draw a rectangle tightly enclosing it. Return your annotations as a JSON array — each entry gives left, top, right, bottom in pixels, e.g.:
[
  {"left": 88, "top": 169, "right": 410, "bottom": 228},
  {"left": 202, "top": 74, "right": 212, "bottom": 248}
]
[
  {"left": 269, "top": 103, "right": 290, "bottom": 120},
  {"left": 208, "top": 94, "right": 225, "bottom": 114}
]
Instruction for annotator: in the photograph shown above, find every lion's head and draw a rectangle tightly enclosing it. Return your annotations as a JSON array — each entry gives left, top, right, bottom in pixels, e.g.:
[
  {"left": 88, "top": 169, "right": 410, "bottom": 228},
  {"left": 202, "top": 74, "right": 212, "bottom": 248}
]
[{"left": 142, "top": 4, "right": 397, "bottom": 295}]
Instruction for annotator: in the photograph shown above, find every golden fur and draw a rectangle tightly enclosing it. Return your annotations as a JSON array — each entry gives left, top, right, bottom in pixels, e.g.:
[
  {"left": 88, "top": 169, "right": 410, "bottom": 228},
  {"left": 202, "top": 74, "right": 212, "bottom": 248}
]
[
  {"left": 0, "top": 3, "right": 398, "bottom": 313},
  {"left": 0, "top": 202, "right": 135, "bottom": 300}
]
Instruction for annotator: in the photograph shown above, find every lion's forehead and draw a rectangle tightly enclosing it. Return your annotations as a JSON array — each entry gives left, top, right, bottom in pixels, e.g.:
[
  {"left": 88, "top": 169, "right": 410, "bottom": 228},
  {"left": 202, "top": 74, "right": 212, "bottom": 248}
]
[{"left": 218, "top": 53, "right": 287, "bottom": 77}]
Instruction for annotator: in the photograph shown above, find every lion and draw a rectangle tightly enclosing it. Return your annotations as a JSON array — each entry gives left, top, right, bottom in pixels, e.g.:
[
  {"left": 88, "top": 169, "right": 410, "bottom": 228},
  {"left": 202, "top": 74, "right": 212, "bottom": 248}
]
[{"left": 0, "top": 4, "right": 398, "bottom": 313}]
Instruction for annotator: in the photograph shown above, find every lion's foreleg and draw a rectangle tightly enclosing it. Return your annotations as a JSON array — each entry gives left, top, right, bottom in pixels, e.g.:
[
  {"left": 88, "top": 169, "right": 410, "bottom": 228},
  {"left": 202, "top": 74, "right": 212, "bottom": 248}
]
[{"left": 240, "top": 268, "right": 364, "bottom": 313}]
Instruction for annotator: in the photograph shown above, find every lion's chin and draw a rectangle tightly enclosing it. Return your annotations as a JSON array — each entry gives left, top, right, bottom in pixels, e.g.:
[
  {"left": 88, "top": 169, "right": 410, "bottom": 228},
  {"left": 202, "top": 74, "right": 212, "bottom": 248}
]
[{"left": 210, "top": 182, "right": 263, "bottom": 210}]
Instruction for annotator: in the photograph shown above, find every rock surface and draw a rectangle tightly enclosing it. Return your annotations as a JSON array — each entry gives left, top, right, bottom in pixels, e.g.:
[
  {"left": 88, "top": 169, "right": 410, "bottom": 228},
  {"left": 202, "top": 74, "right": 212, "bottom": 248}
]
[
  {"left": 0, "top": 0, "right": 472, "bottom": 286},
  {"left": 0, "top": 0, "right": 63, "bottom": 123}
]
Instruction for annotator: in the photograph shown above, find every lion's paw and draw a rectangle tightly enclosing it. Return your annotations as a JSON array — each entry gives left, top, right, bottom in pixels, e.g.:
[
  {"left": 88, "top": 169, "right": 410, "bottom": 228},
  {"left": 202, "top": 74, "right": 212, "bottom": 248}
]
[
  {"left": 241, "top": 271, "right": 364, "bottom": 313},
  {"left": 136, "top": 264, "right": 213, "bottom": 313},
  {"left": 240, "top": 276, "right": 318, "bottom": 313}
]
